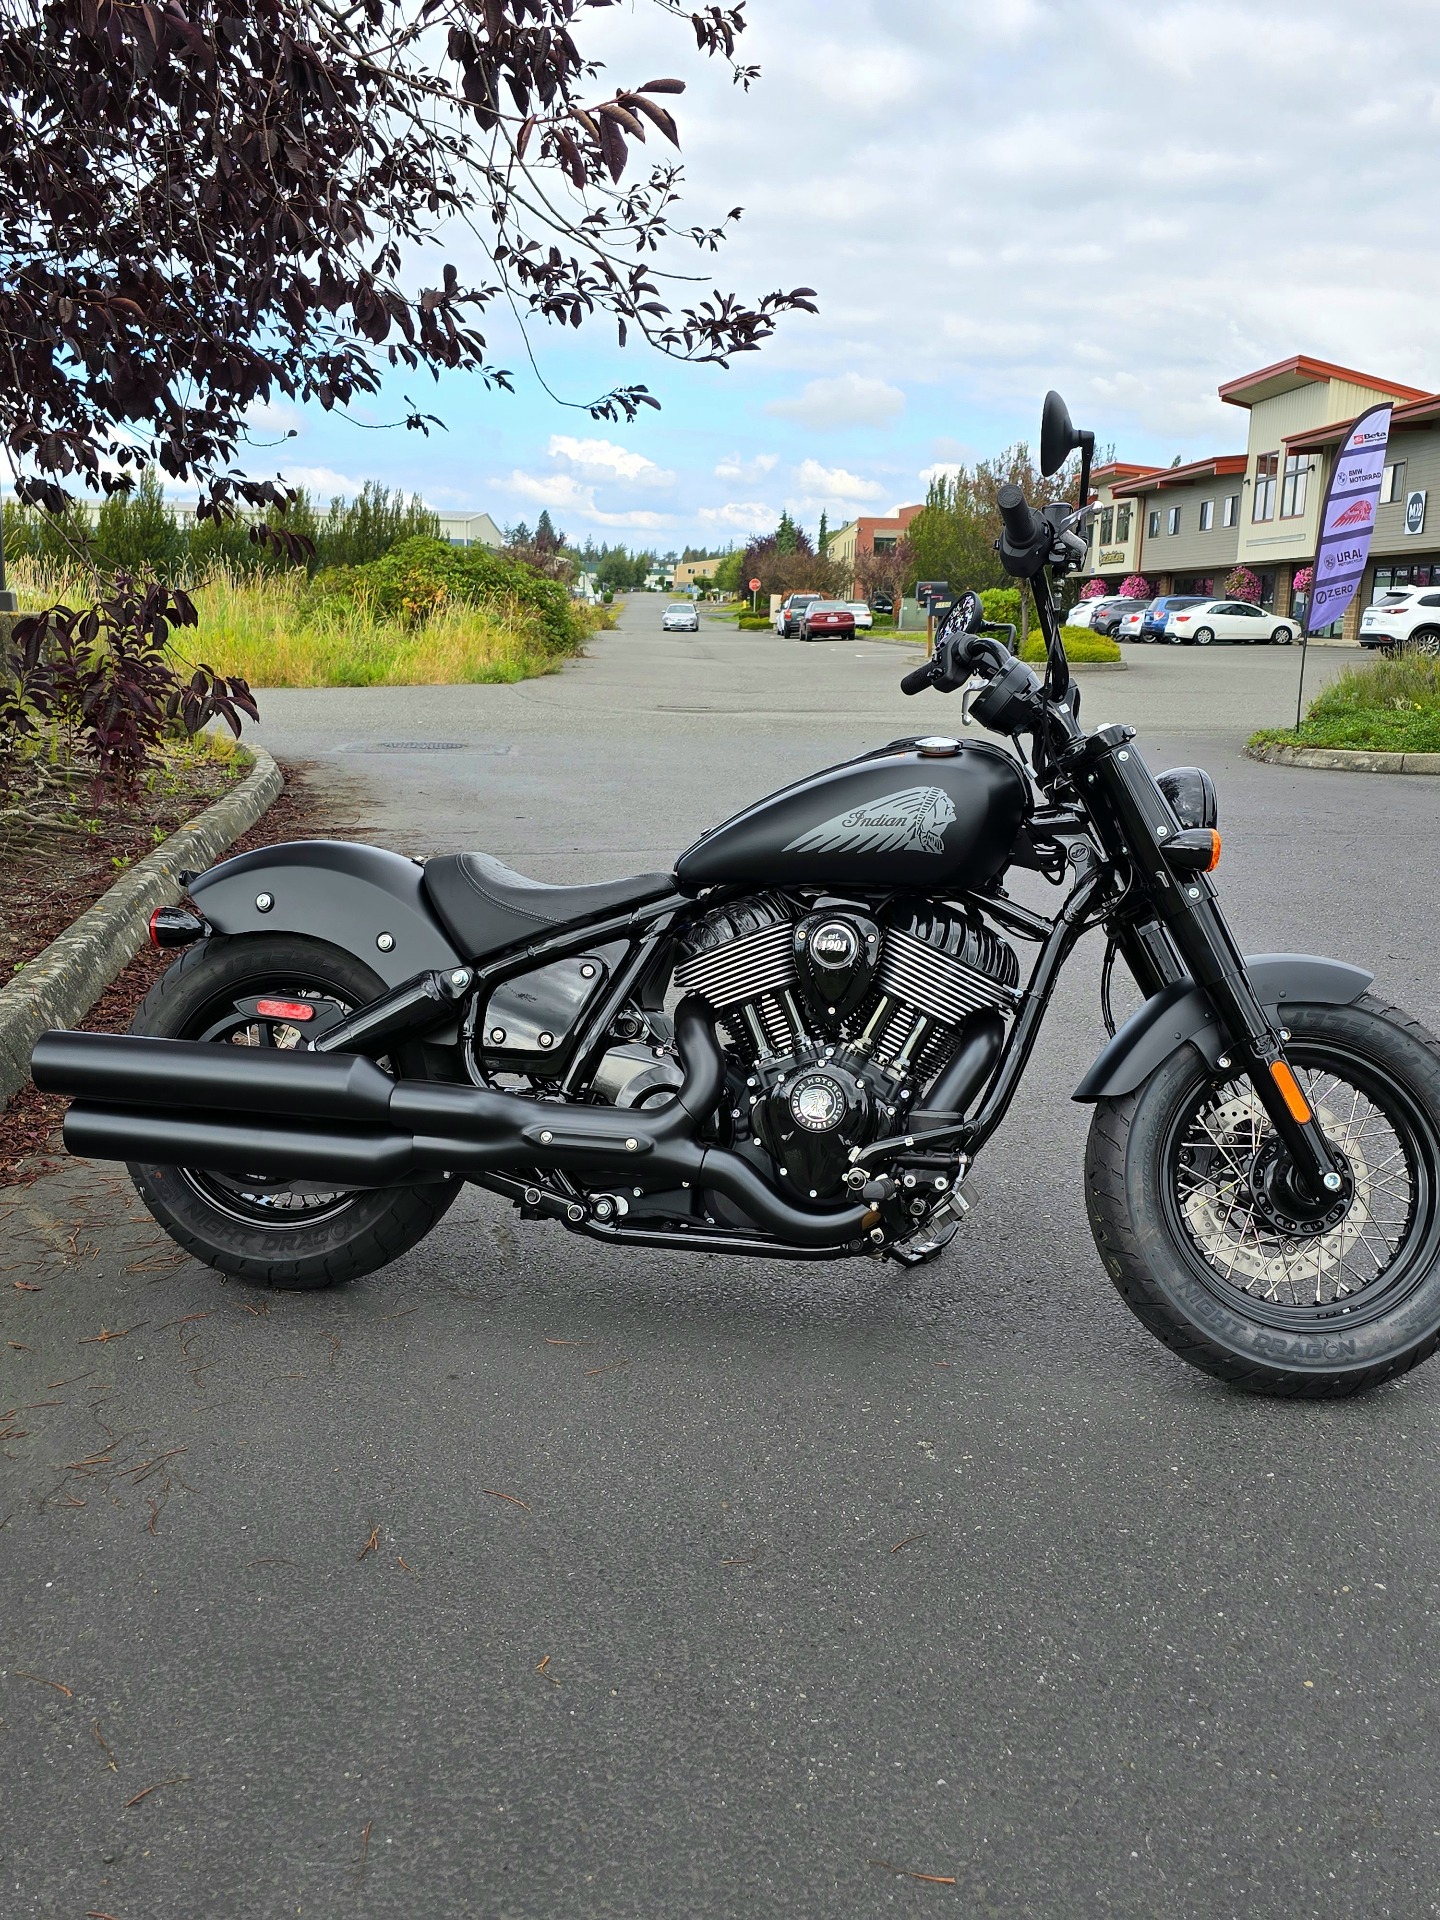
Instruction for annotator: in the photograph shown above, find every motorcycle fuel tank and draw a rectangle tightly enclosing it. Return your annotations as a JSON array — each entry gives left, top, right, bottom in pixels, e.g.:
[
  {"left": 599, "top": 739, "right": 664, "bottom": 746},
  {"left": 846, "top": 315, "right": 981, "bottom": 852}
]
[{"left": 676, "top": 741, "right": 1030, "bottom": 893}]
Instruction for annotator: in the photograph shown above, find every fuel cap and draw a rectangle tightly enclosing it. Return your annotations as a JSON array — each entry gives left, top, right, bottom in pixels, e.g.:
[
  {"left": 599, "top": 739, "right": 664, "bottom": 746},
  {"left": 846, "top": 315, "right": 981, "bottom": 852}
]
[{"left": 915, "top": 736, "right": 961, "bottom": 757}]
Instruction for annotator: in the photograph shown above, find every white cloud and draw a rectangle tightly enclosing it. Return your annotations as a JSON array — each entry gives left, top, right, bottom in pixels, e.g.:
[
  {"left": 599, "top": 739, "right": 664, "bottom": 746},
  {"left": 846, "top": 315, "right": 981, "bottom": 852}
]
[
  {"left": 496, "top": 467, "right": 674, "bottom": 530},
  {"left": 714, "top": 450, "right": 779, "bottom": 483},
  {"left": 547, "top": 435, "right": 675, "bottom": 487},
  {"left": 919, "top": 462, "right": 965, "bottom": 486},
  {"left": 281, "top": 465, "right": 370, "bottom": 500},
  {"left": 790, "top": 458, "right": 885, "bottom": 504},
  {"left": 767, "top": 373, "right": 906, "bottom": 432},
  {"left": 698, "top": 501, "right": 775, "bottom": 531}
]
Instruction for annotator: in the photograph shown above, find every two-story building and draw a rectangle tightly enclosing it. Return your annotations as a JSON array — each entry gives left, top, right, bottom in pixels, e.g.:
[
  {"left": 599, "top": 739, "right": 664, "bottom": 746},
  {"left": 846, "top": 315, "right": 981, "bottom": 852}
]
[
  {"left": 1081, "top": 355, "right": 1437, "bottom": 636},
  {"left": 825, "top": 505, "right": 923, "bottom": 593}
]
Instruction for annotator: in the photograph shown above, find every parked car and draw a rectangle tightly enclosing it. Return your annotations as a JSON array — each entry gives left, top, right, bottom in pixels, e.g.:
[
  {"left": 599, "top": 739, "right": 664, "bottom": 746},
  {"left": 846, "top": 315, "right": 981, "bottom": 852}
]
[
  {"left": 1065, "top": 600, "right": 1099, "bottom": 629},
  {"left": 775, "top": 592, "right": 822, "bottom": 637},
  {"left": 1139, "top": 595, "right": 1210, "bottom": 643},
  {"left": 1164, "top": 600, "right": 1298, "bottom": 645},
  {"left": 845, "top": 600, "right": 874, "bottom": 631},
  {"left": 662, "top": 603, "right": 700, "bottom": 632},
  {"left": 1088, "top": 596, "right": 1149, "bottom": 637},
  {"left": 799, "top": 600, "right": 857, "bottom": 642},
  {"left": 1359, "top": 587, "right": 1440, "bottom": 652},
  {"left": 870, "top": 592, "right": 895, "bottom": 616},
  {"left": 1116, "top": 602, "right": 1152, "bottom": 641}
]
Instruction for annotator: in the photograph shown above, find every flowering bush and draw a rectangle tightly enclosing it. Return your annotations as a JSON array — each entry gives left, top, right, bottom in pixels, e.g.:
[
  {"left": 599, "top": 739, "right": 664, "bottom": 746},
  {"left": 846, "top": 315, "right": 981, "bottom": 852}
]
[
  {"left": 1292, "top": 566, "right": 1314, "bottom": 593},
  {"left": 1119, "top": 574, "right": 1152, "bottom": 599},
  {"left": 1224, "top": 564, "right": 1263, "bottom": 603},
  {"left": 1079, "top": 578, "right": 1108, "bottom": 600}
]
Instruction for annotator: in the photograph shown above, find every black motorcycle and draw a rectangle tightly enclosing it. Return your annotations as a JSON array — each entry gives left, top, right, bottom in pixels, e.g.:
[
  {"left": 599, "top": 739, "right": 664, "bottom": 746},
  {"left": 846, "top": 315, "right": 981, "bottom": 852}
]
[{"left": 33, "top": 393, "right": 1440, "bottom": 1397}]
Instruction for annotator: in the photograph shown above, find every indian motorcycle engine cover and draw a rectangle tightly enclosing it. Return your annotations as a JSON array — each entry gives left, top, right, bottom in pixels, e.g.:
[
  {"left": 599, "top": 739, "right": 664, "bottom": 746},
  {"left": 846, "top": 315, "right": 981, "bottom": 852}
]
[
  {"left": 791, "top": 909, "right": 881, "bottom": 1030},
  {"left": 754, "top": 1057, "right": 873, "bottom": 1200}
]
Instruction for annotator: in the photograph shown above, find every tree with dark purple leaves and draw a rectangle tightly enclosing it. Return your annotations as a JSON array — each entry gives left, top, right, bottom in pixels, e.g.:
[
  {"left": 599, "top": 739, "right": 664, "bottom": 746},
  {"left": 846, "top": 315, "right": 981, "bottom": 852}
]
[{"left": 0, "top": 0, "right": 814, "bottom": 780}]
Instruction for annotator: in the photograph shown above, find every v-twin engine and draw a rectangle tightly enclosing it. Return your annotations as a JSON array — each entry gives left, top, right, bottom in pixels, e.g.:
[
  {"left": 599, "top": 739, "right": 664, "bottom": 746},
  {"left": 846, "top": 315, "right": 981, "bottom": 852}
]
[{"left": 674, "top": 893, "right": 1018, "bottom": 1203}]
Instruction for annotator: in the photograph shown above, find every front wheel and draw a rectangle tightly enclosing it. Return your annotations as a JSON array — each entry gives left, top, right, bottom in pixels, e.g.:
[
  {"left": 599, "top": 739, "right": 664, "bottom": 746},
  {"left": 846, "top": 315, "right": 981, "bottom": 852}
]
[
  {"left": 1272, "top": 626, "right": 1294, "bottom": 645},
  {"left": 125, "top": 934, "right": 463, "bottom": 1290},
  {"left": 1085, "top": 995, "right": 1440, "bottom": 1395},
  {"left": 1192, "top": 626, "right": 1215, "bottom": 646}
]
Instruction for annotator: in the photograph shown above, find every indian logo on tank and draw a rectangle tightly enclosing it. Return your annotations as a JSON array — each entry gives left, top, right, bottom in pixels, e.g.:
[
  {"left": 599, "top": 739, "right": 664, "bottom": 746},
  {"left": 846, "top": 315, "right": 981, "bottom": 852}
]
[{"left": 783, "top": 786, "right": 956, "bottom": 857}]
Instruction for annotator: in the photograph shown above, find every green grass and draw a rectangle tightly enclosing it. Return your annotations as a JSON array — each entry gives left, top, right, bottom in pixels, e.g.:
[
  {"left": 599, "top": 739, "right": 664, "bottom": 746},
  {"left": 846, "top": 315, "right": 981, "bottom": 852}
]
[
  {"left": 1020, "top": 626, "right": 1123, "bottom": 665},
  {"left": 9, "top": 557, "right": 609, "bottom": 688},
  {"left": 1249, "top": 652, "right": 1440, "bottom": 754}
]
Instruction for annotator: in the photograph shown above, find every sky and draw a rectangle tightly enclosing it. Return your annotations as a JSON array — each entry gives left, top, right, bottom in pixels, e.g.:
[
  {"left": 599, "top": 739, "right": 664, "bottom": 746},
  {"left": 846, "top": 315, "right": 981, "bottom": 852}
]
[{"left": 244, "top": 0, "right": 1440, "bottom": 554}]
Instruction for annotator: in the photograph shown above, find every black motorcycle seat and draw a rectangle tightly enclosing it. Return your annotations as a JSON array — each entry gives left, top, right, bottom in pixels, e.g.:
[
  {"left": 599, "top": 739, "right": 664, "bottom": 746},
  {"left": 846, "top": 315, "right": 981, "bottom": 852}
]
[{"left": 423, "top": 851, "right": 678, "bottom": 958}]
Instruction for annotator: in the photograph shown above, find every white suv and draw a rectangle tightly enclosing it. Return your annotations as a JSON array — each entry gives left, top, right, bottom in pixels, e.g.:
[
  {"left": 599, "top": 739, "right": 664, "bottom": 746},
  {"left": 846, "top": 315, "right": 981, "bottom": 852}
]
[{"left": 1359, "top": 587, "right": 1440, "bottom": 653}]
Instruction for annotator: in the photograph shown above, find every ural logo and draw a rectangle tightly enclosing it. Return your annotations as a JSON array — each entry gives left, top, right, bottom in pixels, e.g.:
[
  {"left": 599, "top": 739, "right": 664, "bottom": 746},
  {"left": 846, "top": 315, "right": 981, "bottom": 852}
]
[
  {"left": 1332, "top": 498, "right": 1374, "bottom": 529},
  {"left": 784, "top": 786, "right": 957, "bottom": 858}
]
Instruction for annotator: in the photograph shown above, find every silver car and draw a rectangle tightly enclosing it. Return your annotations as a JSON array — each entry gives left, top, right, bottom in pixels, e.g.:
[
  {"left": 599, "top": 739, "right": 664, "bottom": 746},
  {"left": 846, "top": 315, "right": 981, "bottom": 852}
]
[{"left": 662, "top": 603, "right": 699, "bottom": 632}]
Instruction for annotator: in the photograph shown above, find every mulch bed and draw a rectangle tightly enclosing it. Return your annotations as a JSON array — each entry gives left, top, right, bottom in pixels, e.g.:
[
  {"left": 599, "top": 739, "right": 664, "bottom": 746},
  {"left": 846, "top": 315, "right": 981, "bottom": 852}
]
[{"left": 0, "top": 759, "right": 327, "bottom": 1185}]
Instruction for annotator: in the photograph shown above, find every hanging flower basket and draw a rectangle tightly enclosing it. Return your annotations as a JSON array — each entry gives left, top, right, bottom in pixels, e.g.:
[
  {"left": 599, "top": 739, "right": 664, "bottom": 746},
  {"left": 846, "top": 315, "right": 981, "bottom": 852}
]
[
  {"left": 1079, "top": 578, "right": 1107, "bottom": 600},
  {"left": 1224, "top": 564, "right": 1263, "bottom": 603},
  {"left": 1292, "top": 566, "right": 1314, "bottom": 593},
  {"left": 1119, "top": 573, "right": 1151, "bottom": 599}
]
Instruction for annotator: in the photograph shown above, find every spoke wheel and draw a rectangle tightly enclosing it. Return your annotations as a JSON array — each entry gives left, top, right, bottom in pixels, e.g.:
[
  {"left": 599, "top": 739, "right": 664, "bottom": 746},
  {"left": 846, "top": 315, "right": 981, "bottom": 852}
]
[
  {"left": 1165, "top": 1051, "right": 1425, "bottom": 1328},
  {"left": 1085, "top": 994, "right": 1440, "bottom": 1395}
]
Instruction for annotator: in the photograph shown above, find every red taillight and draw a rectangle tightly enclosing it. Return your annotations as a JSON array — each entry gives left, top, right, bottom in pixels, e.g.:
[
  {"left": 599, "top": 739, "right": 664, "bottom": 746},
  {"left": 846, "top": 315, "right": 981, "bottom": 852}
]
[
  {"left": 1175, "top": 614, "right": 1192, "bottom": 622},
  {"left": 255, "top": 999, "right": 315, "bottom": 1021}
]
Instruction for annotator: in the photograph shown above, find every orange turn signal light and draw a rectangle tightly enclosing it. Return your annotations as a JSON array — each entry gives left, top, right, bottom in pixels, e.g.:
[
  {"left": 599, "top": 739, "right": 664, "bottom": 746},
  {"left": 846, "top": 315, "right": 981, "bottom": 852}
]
[
  {"left": 1161, "top": 827, "right": 1222, "bottom": 873},
  {"left": 1269, "top": 1060, "right": 1313, "bottom": 1124}
]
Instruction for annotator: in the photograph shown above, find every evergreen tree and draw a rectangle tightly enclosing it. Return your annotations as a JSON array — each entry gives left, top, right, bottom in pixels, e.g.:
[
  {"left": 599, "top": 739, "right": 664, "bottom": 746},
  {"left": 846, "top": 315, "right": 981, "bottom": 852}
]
[{"left": 817, "top": 509, "right": 829, "bottom": 556}]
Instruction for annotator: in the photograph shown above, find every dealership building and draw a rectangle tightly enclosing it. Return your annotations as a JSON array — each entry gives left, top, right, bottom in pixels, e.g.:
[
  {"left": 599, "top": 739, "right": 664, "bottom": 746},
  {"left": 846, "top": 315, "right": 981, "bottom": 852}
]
[{"left": 1081, "top": 355, "right": 1440, "bottom": 640}]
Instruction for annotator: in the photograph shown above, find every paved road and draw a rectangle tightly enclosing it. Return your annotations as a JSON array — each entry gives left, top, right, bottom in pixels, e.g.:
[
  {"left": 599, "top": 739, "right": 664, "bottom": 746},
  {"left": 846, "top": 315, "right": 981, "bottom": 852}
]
[{"left": 6, "top": 601, "right": 1440, "bottom": 1919}]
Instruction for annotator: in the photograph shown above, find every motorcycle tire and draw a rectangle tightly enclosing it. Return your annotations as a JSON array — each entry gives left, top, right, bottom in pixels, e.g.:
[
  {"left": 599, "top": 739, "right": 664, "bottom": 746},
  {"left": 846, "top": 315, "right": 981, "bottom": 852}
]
[
  {"left": 125, "top": 933, "right": 463, "bottom": 1290},
  {"left": 1085, "top": 994, "right": 1440, "bottom": 1396}
]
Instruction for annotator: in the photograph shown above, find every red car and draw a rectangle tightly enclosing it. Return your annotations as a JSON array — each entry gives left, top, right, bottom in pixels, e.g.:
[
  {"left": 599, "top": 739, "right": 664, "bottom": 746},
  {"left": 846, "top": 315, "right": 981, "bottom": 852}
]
[{"left": 799, "top": 600, "right": 857, "bottom": 641}]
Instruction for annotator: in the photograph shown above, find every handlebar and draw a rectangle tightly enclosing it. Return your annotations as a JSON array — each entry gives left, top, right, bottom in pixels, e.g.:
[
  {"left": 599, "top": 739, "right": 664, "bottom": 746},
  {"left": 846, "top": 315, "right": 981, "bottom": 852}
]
[
  {"left": 996, "top": 482, "right": 1043, "bottom": 548},
  {"left": 899, "top": 660, "right": 935, "bottom": 696}
]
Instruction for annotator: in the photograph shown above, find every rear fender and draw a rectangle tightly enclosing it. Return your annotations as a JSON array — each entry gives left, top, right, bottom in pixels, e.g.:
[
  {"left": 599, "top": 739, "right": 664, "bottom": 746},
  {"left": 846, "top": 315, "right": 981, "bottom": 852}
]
[
  {"left": 189, "top": 840, "right": 463, "bottom": 989},
  {"left": 1072, "top": 953, "right": 1374, "bottom": 1102}
]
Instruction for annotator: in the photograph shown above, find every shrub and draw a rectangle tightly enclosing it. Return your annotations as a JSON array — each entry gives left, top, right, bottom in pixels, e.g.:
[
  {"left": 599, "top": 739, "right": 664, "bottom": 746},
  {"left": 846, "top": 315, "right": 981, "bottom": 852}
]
[
  {"left": 303, "top": 536, "right": 585, "bottom": 654},
  {"left": 979, "top": 587, "right": 1021, "bottom": 627},
  {"left": 1249, "top": 653, "right": 1440, "bottom": 754},
  {"left": 1020, "top": 626, "right": 1122, "bottom": 665}
]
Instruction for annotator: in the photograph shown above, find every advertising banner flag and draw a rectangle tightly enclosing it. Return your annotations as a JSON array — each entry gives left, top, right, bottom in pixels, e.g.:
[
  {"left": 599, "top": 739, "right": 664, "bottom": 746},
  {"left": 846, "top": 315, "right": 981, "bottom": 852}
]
[{"left": 1306, "top": 403, "right": 1392, "bottom": 633}]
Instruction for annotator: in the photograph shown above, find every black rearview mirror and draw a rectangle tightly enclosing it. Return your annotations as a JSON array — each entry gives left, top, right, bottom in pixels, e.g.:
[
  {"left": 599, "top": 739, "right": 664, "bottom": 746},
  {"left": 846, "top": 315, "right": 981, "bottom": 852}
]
[{"left": 1040, "top": 390, "right": 1081, "bottom": 478}]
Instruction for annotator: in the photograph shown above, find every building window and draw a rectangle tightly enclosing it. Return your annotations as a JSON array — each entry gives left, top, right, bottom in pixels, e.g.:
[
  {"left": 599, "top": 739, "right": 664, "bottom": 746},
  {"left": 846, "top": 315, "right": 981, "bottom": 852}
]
[
  {"left": 1116, "top": 503, "right": 1132, "bottom": 541},
  {"left": 1280, "top": 453, "right": 1309, "bottom": 519},
  {"left": 1147, "top": 509, "right": 1160, "bottom": 538},
  {"left": 1098, "top": 506, "right": 1114, "bottom": 543},
  {"left": 1223, "top": 493, "right": 1239, "bottom": 527},
  {"left": 1383, "top": 461, "right": 1408, "bottom": 504},
  {"left": 1166, "top": 505, "right": 1181, "bottom": 535},
  {"left": 1199, "top": 499, "right": 1214, "bottom": 531},
  {"left": 1253, "top": 452, "right": 1278, "bottom": 522},
  {"left": 872, "top": 534, "right": 896, "bottom": 553}
]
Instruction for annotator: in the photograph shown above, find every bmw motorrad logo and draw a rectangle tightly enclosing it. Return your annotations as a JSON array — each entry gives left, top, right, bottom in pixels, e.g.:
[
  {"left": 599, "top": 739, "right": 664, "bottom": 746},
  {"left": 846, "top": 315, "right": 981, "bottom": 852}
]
[{"left": 809, "top": 920, "right": 859, "bottom": 968}]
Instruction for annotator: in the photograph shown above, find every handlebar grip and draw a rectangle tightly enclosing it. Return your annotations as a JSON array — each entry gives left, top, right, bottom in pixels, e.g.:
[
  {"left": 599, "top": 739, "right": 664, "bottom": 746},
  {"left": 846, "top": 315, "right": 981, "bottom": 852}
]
[
  {"left": 900, "top": 661, "right": 935, "bottom": 696},
  {"left": 997, "top": 482, "right": 1042, "bottom": 546}
]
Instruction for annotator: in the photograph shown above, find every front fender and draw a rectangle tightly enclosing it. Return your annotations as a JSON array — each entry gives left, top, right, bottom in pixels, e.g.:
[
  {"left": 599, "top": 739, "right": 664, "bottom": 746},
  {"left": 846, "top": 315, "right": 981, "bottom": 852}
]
[
  {"left": 1072, "top": 953, "right": 1374, "bottom": 1103},
  {"left": 189, "top": 840, "right": 463, "bottom": 988}
]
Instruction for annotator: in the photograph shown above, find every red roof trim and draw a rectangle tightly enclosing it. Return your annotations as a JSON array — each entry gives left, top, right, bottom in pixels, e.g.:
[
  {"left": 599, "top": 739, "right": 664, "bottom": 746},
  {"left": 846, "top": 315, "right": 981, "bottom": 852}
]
[
  {"left": 1219, "top": 354, "right": 1430, "bottom": 408},
  {"left": 1112, "top": 454, "right": 1247, "bottom": 497},
  {"left": 1284, "top": 393, "right": 1440, "bottom": 452}
]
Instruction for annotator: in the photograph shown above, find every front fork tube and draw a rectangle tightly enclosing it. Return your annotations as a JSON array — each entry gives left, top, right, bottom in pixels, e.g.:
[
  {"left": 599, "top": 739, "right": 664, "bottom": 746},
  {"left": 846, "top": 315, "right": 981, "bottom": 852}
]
[{"left": 1091, "top": 743, "right": 1344, "bottom": 1199}]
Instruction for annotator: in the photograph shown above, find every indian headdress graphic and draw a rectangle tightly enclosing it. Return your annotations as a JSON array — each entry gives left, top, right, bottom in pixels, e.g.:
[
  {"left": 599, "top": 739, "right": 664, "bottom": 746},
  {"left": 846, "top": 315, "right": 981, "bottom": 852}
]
[
  {"left": 1331, "top": 498, "right": 1374, "bottom": 530},
  {"left": 783, "top": 786, "right": 956, "bottom": 858}
]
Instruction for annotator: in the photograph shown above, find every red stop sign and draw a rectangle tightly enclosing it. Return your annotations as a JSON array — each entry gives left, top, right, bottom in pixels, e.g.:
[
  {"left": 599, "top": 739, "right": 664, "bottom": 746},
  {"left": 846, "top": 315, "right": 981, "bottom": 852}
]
[{"left": 748, "top": 577, "right": 761, "bottom": 591}]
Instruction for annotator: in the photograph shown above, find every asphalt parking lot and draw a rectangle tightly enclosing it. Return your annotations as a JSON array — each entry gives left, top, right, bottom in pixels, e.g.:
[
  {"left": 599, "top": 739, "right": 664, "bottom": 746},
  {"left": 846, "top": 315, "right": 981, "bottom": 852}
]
[{"left": 6, "top": 600, "right": 1440, "bottom": 1919}]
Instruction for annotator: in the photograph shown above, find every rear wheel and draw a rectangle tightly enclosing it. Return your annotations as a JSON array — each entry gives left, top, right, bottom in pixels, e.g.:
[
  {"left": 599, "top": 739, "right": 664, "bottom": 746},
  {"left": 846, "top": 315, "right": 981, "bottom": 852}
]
[
  {"left": 1085, "top": 996, "right": 1440, "bottom": 1395},
  {"left": 126, "top": 935, "right": 462, "bottom": 1290}
]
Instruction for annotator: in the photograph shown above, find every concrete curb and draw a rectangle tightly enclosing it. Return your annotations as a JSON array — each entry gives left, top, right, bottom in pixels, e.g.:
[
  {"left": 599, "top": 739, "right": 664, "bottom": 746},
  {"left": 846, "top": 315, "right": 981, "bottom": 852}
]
[
  {"left": 1245, "top": 742, "right": 1440, "bottom": 775},
  {"left": 0, "top": 747, "right": 284, "bottom": 1106}
]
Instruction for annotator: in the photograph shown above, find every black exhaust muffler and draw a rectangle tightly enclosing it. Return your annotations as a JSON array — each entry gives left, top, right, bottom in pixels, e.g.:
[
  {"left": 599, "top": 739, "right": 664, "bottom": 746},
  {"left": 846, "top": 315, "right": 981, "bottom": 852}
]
[{"left": 33, "top": 1001, "right": 872, "bottom": 1248}]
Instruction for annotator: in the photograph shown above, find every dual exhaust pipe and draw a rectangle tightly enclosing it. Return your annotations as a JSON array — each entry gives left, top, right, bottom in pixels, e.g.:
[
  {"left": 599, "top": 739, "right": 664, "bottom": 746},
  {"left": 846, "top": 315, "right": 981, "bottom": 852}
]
[{"left": 31, "top": 999, "right": 874, "bottom": 1250}]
